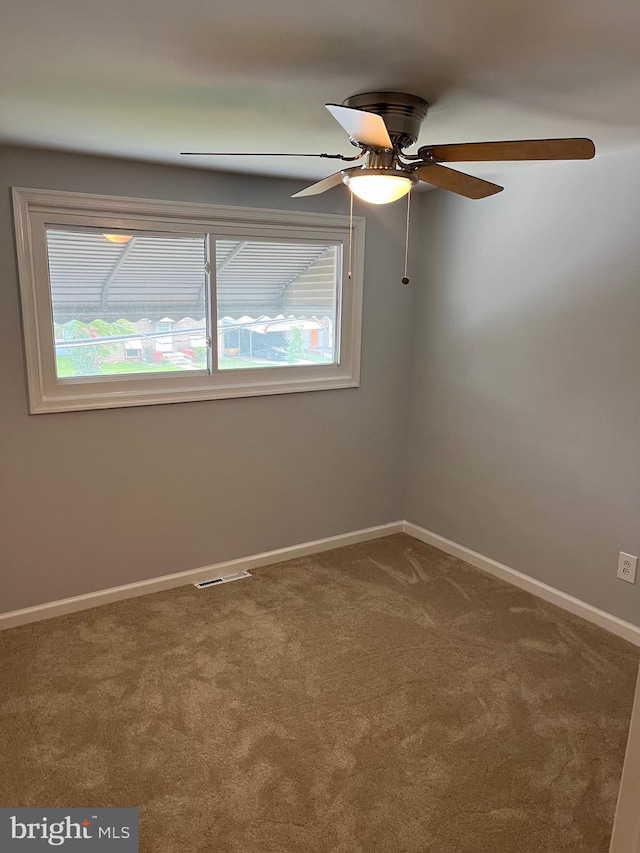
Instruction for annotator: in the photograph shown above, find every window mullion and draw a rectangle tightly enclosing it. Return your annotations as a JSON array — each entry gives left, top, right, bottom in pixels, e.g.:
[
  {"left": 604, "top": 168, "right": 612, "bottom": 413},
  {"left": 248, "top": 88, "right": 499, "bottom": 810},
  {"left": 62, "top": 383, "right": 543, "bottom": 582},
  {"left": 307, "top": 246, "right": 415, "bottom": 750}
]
[{"left": 206, "top": 234, "right": 218, "bottom": 375}]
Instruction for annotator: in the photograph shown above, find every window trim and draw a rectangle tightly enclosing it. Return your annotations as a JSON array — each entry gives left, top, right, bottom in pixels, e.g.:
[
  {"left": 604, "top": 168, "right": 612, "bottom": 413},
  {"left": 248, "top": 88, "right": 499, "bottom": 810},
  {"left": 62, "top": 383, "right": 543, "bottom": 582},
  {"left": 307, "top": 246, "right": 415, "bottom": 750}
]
[{"left": 12, "top": 187, "right": 365, "bottom": 414}]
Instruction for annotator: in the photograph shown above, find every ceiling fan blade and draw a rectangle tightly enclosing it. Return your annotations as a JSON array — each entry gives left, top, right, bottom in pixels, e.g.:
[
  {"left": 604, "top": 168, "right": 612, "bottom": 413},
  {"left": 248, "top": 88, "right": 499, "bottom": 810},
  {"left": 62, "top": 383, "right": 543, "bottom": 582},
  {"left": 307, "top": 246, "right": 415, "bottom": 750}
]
[
  {"left": 180, "top": 151, "right": 354, "bottom": 159},
  {"left": 292, "top": 171, "right": 345, "bottom": 198},
  {"left": 325, "top": 104, "right": 393, "bottom": 150},
  {"left": 416, "top": 163, "right": 503, "bottom": 199},
  {"left": 422, "top": 138, "right": 596, "bottom": 163}
]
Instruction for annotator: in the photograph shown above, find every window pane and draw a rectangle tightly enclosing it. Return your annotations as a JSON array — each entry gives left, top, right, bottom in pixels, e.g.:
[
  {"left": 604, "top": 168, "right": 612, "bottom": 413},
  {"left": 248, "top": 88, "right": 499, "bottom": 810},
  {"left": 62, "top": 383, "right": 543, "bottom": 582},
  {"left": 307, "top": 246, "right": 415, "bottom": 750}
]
[
  {"left": 46, "top": 228, "right": 209, "bottom": 378},
  {"left": 215, "top": 239, "right": 340, "bottom": 371}
]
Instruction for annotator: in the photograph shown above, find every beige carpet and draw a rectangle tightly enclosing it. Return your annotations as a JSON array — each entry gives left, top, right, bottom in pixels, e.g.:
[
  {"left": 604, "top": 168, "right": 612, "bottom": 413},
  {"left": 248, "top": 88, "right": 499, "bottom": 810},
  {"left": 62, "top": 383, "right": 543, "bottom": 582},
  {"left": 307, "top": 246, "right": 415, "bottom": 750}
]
[{"left": 1, "top": 534, "right": 638, "bottom": 852}]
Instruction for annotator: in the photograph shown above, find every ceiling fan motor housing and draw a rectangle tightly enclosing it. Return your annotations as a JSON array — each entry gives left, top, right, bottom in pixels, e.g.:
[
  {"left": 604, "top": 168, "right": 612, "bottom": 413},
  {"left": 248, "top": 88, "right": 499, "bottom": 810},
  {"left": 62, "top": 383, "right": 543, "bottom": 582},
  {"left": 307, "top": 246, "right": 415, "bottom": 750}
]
[{"left": 343, "top": 92, "right": 429, "bottom": 149}]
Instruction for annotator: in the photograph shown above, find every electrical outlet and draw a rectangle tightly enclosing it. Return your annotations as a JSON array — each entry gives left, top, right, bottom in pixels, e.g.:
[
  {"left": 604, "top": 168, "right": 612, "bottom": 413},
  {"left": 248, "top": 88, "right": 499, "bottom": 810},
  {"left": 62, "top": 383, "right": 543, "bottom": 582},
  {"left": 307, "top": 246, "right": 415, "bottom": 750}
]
[{"left": 617, "top": 552, "right": 638, "bottom": 584}]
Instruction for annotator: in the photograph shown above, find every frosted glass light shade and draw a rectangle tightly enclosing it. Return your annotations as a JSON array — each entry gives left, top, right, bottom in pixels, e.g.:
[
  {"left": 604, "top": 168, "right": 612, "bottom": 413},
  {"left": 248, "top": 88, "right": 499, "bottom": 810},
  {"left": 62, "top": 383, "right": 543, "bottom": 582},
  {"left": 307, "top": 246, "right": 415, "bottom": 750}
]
[
  {"left": 344, "top": 173, "right": 413, "bottom": 205},
  {"left": 103, "top": 234, "right": 133, "bottom": 244}
]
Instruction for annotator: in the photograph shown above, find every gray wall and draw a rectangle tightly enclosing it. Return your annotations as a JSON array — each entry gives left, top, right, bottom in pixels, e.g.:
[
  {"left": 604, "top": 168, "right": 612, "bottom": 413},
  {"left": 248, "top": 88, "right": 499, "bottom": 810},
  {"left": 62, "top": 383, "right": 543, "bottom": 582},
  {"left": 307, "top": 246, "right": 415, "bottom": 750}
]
[
  {"left": 406, "top": 149, "right": 640, "bottom": 626},
  {"left": 0, "top": 145, "right": 415, "bottom": 612}
]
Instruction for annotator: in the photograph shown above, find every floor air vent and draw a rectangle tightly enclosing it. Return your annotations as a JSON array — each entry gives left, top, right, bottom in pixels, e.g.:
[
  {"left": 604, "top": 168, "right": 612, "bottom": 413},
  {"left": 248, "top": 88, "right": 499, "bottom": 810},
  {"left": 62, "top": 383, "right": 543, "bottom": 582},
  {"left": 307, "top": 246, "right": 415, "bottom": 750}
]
[{"left": 194, "top": 571, "right": 251, "bottom": 589}]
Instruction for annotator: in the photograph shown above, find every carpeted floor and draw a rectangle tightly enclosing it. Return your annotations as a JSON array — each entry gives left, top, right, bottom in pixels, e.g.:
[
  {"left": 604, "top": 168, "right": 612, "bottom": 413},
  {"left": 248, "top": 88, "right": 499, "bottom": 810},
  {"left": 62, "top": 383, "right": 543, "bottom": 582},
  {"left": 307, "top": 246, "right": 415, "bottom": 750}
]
[{"left": 1, "top": 533, "right": 638, "bottom": 852}]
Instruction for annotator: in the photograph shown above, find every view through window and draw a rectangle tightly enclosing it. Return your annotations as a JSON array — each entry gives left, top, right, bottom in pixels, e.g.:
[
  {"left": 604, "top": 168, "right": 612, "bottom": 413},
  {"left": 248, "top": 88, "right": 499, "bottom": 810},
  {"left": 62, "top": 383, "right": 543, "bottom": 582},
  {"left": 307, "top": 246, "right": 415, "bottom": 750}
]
[
  {"left": 47, "top": 229, "right": 208, "bottom": 378},
  {"left": 46, "top": 230, "right": 339, "bottom": 379},
  {"left": 215, "top": 239, "right": 338, "bottom": 371}
]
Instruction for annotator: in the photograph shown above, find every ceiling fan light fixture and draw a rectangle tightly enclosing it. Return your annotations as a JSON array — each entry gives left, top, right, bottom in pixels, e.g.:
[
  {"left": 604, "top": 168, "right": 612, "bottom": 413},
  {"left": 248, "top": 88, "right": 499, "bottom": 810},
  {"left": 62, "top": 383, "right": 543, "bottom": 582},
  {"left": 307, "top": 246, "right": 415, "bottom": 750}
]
[
  {"left": 103, "top": 233, "right": 133, "bottom": 244},
  {"left": 343, "top": 169, "right": 416, "bottom": 205}
]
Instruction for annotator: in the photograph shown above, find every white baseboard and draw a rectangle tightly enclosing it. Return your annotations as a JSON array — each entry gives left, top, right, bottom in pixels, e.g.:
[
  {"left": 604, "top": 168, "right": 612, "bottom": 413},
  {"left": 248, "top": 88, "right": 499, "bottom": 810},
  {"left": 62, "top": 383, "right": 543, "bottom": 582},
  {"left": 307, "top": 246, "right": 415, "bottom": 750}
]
[
  {"left": 403, "top": 521, "right": 640, "bottom": 647},
  {"left": 3, "top": 520, "right": 639, "bottom": 646},
  {"left": 0, "top": 521, "right": 403, "bottom": 631}
]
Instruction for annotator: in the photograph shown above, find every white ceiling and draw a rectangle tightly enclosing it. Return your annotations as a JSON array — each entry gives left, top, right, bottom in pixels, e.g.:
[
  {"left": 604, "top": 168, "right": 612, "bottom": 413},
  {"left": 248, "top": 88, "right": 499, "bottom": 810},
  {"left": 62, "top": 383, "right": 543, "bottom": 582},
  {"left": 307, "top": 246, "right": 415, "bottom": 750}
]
[{"left": 2, "top": 0, "right": 640, "bottom": 189}]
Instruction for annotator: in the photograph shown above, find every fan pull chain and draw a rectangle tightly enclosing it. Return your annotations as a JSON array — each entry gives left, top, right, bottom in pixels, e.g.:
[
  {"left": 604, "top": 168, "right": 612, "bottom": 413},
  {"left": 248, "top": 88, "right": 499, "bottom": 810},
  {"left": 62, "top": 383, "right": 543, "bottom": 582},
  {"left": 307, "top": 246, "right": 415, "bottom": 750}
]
[
  {"left": 402, "top": 190, "right": 411, "bottom": 285},
  {"left": 348, "top": 191, "right": 354, "bottom": 280}
]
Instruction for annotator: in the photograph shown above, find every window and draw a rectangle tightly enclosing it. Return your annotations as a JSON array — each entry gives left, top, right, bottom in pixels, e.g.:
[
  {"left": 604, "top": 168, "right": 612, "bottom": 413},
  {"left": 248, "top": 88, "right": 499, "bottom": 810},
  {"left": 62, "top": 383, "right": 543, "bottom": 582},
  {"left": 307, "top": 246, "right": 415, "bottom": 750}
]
[
  {"left": 13, "top": 188, "right": 364, "bottom": 413},
  {"left": 124, "top": 340, "right": 143, "bottom": 360}
]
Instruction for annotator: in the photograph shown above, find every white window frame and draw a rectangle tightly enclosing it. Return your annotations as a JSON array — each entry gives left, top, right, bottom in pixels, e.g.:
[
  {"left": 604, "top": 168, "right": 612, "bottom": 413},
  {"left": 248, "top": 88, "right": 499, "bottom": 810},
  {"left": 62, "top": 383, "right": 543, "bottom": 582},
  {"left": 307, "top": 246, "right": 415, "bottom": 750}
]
[{"left": 12, "top": 188, "right": 364, "bottom": 414}]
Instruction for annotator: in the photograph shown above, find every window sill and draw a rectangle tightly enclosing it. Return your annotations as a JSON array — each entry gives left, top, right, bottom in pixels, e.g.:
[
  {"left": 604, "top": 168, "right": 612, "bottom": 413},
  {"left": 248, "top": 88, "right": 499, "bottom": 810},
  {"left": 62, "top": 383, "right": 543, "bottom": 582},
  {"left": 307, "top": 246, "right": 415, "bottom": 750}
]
[{"left": 32, "top": 368, "right": 359, "bottom": 413}]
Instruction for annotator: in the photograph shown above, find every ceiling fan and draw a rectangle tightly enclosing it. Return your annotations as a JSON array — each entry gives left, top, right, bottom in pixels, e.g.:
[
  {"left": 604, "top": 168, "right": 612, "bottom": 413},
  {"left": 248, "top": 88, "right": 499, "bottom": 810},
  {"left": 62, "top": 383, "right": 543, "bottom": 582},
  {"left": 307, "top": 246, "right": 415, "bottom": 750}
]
[{"left": 182, "top": 92, "right": 596, "bottom": 205}]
